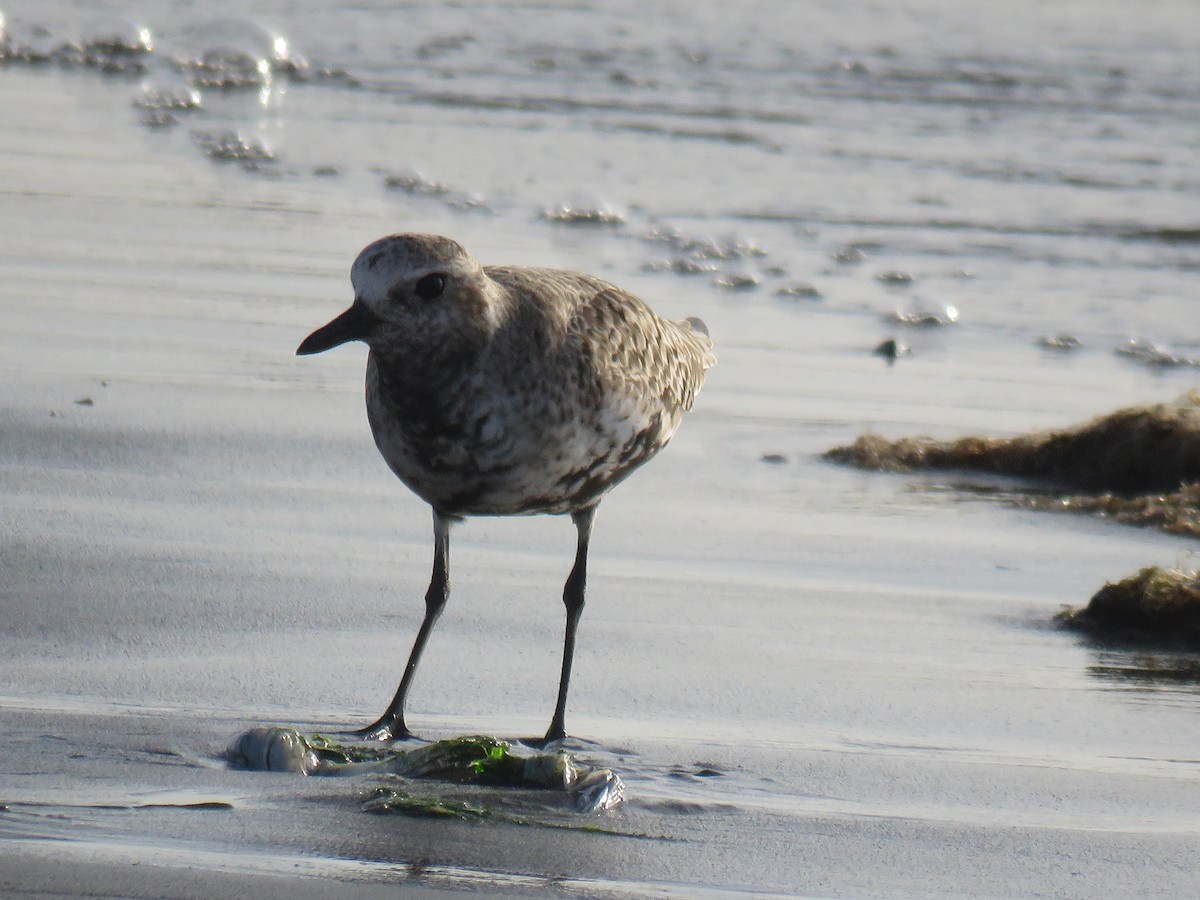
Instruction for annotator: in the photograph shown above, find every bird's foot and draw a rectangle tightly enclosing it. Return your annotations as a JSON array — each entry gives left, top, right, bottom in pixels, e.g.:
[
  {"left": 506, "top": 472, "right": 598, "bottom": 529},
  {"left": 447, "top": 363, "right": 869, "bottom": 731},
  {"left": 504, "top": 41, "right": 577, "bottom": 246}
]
[
  {"left": 521, "top": 726, "right": 566, "bottom": 750},
  {"left": 351, "top": 716, "right": 415, "bottom": 743}
]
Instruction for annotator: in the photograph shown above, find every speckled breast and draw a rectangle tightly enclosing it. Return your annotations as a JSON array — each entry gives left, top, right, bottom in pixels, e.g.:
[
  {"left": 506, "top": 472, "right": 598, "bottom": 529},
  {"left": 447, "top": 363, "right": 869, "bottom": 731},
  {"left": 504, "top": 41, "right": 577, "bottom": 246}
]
[{"left": 364, "top": 354, "right": 677, "bottom": 517}]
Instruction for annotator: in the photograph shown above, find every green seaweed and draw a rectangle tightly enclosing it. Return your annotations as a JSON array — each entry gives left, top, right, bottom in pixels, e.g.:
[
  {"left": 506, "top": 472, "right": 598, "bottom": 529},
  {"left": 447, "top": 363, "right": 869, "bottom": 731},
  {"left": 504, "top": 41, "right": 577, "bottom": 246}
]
[
  {"left": 306, "top": 733, "right": 393, "bottom": 765},
  {"left": 362, "top": 786, "right": 491, "bottom": 821},
  {"left": 304, "top": 733, "right": 527, "bottom": 782},
  {"left": 361, "top": 785, "right": 655, "bottom": 838},
  {"left": 380, "top": 735, "right": 524, "bottom": 782}
]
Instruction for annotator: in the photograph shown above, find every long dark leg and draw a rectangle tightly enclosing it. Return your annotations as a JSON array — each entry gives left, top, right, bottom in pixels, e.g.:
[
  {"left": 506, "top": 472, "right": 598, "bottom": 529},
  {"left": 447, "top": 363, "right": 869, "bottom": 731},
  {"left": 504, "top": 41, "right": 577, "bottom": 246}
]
[
  {"left": 545, "top": 505, "right": 597, "bottom": 743},
  {"left": 355, "top": 509, "right": 451, "bottom": 741}
]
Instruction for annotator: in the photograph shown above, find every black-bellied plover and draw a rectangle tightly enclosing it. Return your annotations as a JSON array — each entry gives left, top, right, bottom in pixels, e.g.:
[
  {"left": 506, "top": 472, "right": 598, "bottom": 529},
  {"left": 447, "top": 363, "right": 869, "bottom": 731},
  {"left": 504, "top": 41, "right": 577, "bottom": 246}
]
[{"left": 298, "top": 233, "right": 715, "bottom": 742}]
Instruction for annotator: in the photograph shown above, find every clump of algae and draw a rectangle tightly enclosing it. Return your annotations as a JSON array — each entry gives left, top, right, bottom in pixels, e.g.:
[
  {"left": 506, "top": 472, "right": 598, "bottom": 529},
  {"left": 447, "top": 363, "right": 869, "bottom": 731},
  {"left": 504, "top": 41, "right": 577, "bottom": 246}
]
[
  {"left": 361, "top": 786, "right": 491, "bottom": 821},
  {"left": 825, "top": 392, "right": 1200, "bottom": 646},
  {"left": 228, "top": 729, "right": 626, "bottom": 818},
  {"left": 306, "top": 733, "right": 525, "bottom": 783},
  {"left": 823, "top": 390, "right": 1200, "bottom": 538},
  {"left": 1057, "top": 566, "right": 1200, "bottom": 647}
]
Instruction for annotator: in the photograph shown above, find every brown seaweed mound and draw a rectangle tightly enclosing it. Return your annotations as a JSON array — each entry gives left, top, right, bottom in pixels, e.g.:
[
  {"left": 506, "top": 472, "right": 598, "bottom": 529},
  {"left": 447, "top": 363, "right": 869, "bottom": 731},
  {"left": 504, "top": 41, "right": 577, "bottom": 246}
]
[
  {"left": 1058, "top": 567, "right": 1200, "bottom": 647},
  {"left": 824, "top": 391, "right": 1200, "bottom": 538}
]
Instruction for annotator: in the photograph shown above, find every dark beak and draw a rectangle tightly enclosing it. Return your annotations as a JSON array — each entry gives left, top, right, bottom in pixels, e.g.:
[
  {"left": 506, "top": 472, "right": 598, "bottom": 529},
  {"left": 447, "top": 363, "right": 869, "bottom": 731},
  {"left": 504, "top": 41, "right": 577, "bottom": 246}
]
[{"left": 296, "top": 299, "right": 380, "bottom": 355}]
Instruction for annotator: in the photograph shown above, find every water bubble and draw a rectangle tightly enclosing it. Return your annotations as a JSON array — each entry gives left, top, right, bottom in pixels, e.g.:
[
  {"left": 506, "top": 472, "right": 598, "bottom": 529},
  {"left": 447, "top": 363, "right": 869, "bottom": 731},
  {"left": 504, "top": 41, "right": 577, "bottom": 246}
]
[
  {"left": 195, "top": 129, "right": 276, "bottom": 163},
  {"left": 714, "top": 272, "right": 759, "bottom": 292},
  {"left": 698, "top": 236, "right": 764, "bottom": 260},
  {"left": 1, "top": 22, "right": 49, "bottom": 64},
  {"left": 384, "top": 170, "right": 452, "bottom": 196},
  {"left": 416, "top": 33, "right": 474, "bottom": 60},
  {"left": 776, "top": 282, "right": 822, "bottom": 299},
  {"left": 382, "top": 171, "right": 487, "bottom": 212},
  {"left": 643, "top": 256, "right": 720, "bottom": 275},
  {"left": 134, "top": 82, "right": 203, "bottom": 111},
  {"left": 887, "top": 302, "right": 959, "bottom": 327},
  {"left": 140, "top": 109, "right": 179, "bottom": 128},
  {"left": 173, "top": 19, "right": 307, "bottom": 90},
  {"left": 81, "top": 18, "right": 153, "bottom": 56},
  {"left": 447, "top": 192, "right": 488, "bottom": 211},
  {"left": 1036, "top": 334, "right": 1082, "bottom": 351},
  {"left": 541, "top": 199, "right": 625, "bottom": 226},
  {"left": 643, "top": 226, "right": 766, "bottom": 260},
  {"left": 831, "top": 245, "right": 866, "bottom": 264},
  {"left": 1114, "top": 338, "right": 1199, "bottom": 368}
]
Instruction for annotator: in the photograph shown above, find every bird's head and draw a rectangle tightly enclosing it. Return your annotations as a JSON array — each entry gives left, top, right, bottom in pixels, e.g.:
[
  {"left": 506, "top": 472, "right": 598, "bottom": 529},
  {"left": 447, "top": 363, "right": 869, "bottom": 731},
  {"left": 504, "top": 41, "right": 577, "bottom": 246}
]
[{"left": 296, "top": 233, "right": 499, "bottom": 359}]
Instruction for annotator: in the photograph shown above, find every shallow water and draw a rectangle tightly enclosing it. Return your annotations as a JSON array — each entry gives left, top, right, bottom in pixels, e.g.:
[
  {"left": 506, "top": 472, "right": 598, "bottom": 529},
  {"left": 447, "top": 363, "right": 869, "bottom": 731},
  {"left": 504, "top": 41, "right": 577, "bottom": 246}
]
[{"left": 2, "top": 1, "right": 1200, "bottom": 896}]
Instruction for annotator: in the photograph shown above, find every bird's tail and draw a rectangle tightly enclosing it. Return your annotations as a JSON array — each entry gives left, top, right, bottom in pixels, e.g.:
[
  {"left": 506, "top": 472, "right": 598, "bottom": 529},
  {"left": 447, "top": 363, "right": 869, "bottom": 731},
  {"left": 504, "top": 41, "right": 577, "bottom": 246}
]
[{"left": 682, "top": 317, "right": 716, "bottom": 370}]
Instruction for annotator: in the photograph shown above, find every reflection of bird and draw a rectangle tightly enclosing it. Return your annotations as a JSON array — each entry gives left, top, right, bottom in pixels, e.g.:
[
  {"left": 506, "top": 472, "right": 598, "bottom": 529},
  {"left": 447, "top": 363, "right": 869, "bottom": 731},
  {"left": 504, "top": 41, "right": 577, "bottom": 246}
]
[{"left": 298, "top": 233, "right": 715, "bottom": 742}]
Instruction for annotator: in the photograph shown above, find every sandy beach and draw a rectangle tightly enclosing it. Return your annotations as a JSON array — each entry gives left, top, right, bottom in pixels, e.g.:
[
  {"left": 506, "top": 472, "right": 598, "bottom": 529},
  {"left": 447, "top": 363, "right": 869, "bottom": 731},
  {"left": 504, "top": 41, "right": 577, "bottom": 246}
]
[{"left": 3, "top": 2, "right": 1200, "bottom": 896}]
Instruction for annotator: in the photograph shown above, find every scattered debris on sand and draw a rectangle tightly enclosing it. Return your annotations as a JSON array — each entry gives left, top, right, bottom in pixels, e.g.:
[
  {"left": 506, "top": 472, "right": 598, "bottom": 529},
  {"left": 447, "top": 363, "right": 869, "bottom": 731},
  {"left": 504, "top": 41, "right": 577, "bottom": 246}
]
[
  {"left": 228, "top": 728, "right": 625, "bottom": 816},
  {"left": 1058, "top": 566, "right": 1200, "bottom": 649},
  {"left": 873, "top": 338, "right": 911, "bottom": 364}
]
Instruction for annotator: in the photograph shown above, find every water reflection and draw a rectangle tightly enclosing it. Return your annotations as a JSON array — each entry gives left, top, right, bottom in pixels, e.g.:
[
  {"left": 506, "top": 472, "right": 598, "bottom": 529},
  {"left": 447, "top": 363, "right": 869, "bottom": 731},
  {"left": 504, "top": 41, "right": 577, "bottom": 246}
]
[{"left": 1084, "top": 648, "right": 1200, "bottom": 690}]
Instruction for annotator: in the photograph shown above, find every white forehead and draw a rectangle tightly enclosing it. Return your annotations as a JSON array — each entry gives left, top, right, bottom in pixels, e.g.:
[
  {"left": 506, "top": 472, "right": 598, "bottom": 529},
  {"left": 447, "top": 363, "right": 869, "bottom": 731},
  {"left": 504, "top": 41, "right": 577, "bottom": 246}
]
[{"left": 350, "top": 233, "right": 478, "bottom": 295}]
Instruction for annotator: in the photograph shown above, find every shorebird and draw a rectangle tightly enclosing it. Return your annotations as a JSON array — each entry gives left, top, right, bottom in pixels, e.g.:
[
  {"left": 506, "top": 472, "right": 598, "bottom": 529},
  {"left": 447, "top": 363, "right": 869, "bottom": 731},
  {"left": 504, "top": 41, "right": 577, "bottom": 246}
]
[{"left": 297, "top": 233, "right": 714, "bottom": 742}]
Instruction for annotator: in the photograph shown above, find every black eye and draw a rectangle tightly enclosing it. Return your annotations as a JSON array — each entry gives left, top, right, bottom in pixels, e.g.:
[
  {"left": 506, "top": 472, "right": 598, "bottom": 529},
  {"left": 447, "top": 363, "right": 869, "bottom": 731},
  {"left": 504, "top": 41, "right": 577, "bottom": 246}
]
[{"left": 414, "top": 272, "right": 446, "bottom": 300}]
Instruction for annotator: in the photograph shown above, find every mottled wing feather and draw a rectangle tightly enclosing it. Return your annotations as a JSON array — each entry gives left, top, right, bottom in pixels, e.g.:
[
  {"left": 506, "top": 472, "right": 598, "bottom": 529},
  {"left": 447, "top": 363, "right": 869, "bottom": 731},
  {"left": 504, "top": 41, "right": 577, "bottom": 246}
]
[
  {"left": 486, "top": 265, "right": 713, "bottom": 415},
  {"left": 572, "top": 284, "right": 713, "bottom": 417},
  {"left": 472, "top": 265, "right": 713, "bottom": 511}
]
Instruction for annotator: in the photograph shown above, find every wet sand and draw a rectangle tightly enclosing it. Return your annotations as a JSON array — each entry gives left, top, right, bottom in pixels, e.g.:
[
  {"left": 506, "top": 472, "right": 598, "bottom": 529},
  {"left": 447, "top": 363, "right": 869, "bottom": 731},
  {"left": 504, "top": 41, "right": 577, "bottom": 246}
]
[{"left": 3, "top": 20, "right": 1200, "bottom": 898}]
